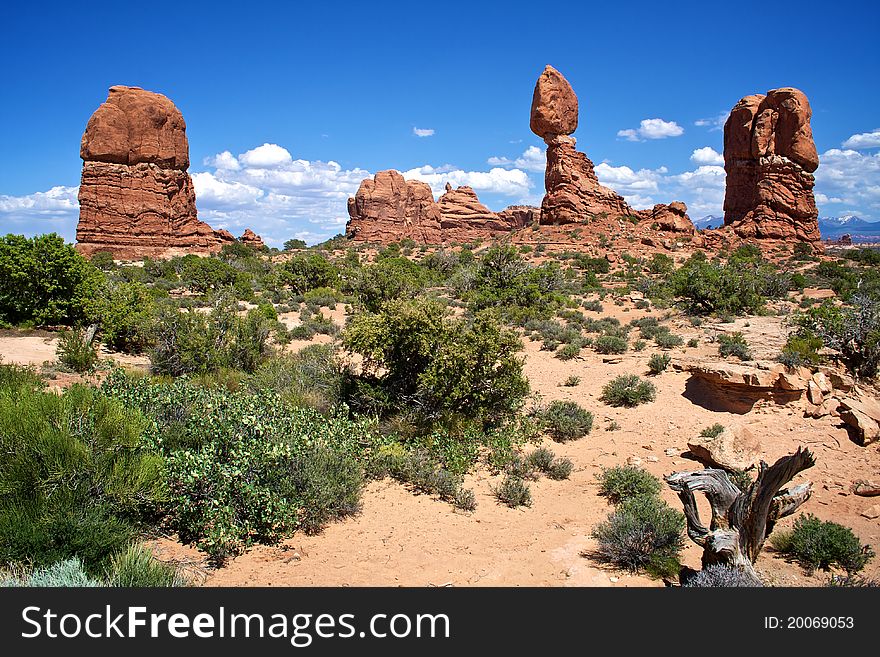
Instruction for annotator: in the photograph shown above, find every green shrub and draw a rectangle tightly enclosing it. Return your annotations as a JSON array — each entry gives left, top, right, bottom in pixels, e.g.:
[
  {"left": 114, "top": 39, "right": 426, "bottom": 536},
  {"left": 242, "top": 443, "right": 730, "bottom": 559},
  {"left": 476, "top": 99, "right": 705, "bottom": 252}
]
[
  {"left": 106, "top": 544, "right": 188, "bottom": 587},
  {"left": 654, "top": 332, "right": 684, "bottom": 349},
  {"left": 350, "top": 257, "right": 429, "bottom": 312},
  {"left": 0, "top": 233, "right": 106, "bottom": 326},
  {"left": 718, "top": 332, "right": 752, "bottom": 360},
  {"left": 0, "top": 380, "right": 165, "bottom": 575},
  {"left": 794, "top": 296, "right": 880, "bottom": 378},
  {"left": 283, "top": 239, "right": 308, "bottom": 251},
  {"left": 684, "top": 564, "right": 761, "bottom": 587},
  {"left": 1, "top": 558, "right": 101, "bottom": 587},
  {"left": 555, "top": 342, "right": 582, "bottom": 360},
  {"left": 582, "top": 300, "right": 604, "bottom": 312},
  {"left": 57, "top": 326, "right": 99, "bottom": 373},
  {"left": 700, "top": 423, "right": 725, "bottom": 439},
  {"left": 595, "top": 335, "right": 628, "bottom": 354},
  {"left": 687, "top": 338, "right": 699, "bottom": 348},
  {"left": 247, "top": 345, "right": 343, "bottom": 412},
  {"left": 562, "top": 375, "right": 581, "bottom": 387},
  {"left": 148, "top": 293, "right": 271, "bottom": 376},
  {"left": 493, "top": 475, "right": 532, "bottom": 508},
  {"left": 542, "top": 400, "right": 594, "bottom": 442},
  {"left": 280, "top": 253, "right": 339, "bottom": 294},
  {"left": 774, "top": 514, "right": 874, "bottom": 574},
  {"left": 667, "top": 251, "right": 789, "bottom": 315},
  {"left": 597, "top": 465, "right": 662, "bottom": 504},
  {"left": 102, "top": 371, "right": 373, "bottom": 563},
  {"left": 778, "top": 332, "right": 822, "bottom": 368},
  {"left": 600, "top": 374, "right": 656, "bottom": 407},
  {"left": 591, "top": 495, "right": 685, "bottom": 577},
  {"left": 647, "top": 353, "right": 671, "bottom": 374},
  {"left": 368, "top": 448, "right": 475, "bottom": 510},
  {"left": 99, "top": 282, "right": 156, "bottom": 353},
  {"left": 524, "top": 445, "right": 573, "bottom": 480},
  {"left": 342, "top": 299, "right": 528, "bottom": 427},
  {"left": 632, "top": 339, "right": 647, "bottom": 351}
]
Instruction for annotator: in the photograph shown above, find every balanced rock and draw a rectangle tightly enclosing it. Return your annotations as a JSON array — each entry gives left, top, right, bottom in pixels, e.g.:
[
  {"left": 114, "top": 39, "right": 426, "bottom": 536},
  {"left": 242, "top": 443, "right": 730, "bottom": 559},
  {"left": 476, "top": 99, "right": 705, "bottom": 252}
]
[
  {"left": 722, "top": 87, "right": 820, "bottom": 243},
  {"left": 530, "top": 65, "right": 578, "bottom": 138},
  {"left": 346, "top": 170, "right": 443, "bottom": 243},
  {"left": 240, "top": 228, "right": 266, "bottom": 250},
  {"left": 76, "top": 86, "right": 236, "bottom": 259},
  {"left": 530, "top": 66, "right": 636, "bottom": 226}
]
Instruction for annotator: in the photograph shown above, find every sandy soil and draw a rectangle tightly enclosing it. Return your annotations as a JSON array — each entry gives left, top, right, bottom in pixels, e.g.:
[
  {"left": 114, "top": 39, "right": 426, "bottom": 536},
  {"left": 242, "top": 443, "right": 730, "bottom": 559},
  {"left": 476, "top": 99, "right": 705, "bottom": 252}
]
[{"left": 4, "top": 302, "right": 878, "bottom": 587}]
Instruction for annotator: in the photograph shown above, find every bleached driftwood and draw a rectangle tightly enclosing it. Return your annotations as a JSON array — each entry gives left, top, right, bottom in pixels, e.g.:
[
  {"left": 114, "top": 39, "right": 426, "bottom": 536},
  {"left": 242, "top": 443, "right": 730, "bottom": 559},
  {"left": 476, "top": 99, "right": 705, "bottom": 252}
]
[{"left": 665, "top": 447, "right": 815, "bottom": 582}]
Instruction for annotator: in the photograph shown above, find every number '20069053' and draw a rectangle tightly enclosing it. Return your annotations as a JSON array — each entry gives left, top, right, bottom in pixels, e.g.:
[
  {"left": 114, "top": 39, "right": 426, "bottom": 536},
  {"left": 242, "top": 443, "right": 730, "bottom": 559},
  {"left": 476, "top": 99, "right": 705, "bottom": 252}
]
[{"left": 764, "top": 617, "right": 854, "bottom": 629}]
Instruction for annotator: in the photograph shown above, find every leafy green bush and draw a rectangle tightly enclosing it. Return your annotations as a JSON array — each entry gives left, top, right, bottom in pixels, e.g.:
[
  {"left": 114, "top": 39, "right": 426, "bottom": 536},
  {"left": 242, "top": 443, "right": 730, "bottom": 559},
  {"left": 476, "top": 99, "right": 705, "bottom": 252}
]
[
  {"left": 57, "top": 326, "right": 99, "bottom": 373},
  {"left": 350, "top": 257, "right": 429, "bottom": 312},
  {"left": 493, "top": 475, "right": 532, "bottom": 508},
  {"left": 247, "top": 345, "right": 343, "bottom": 412},
  {"left": 562, "top": 375, "right": 581, "bottom": 387},
  {"left": 773, "top": 514, "right": 874, "bottom": 574},
  {"left": 0, "top": 233, "right": 106, "bottom": 326},
  {"left": 149, "top": 293, "right": 271, "bottom": 376},
  {"left": 718, "top": 332, "right": 752, "bottom": 361},
  {"left": 555, "top": 342, "right": 582, "bottom": 360},
  {"left": 654, "top": 332, "right": 684, "bottom": 349},
  {"left": 342, "top": 298, "right": 528, "bottom": 427},
  {"left": 102, "top": 371, "right": 374, "bottom": 563},
  {"left": 794, "top": 295, "right": 880, "bottom": 378},
  {"left": 595, "top": 335, "right": 628, "bottom": 354},
  {"left": 597, "top": 465, "right": 662, "bottom": 504},
  {"left": 667, "top": 251, "right": 789, "bottom": 315},
  {"left": 280, "top": 253, "right": 339, "bottom": 294},
  {"left": 647, "top": 353, "right": 671, "bottom": 374},
  {"left": 98, "top": 282, "right": 157, "bottom": 353},
  {"left": 542, "top": 400, "right": 594, "bottom": 442},
  {"left": 591, "top": 495, "right": 685, "bottom": 577},
  {"left": 600, "top": 374, "right": 656, "bottom": 407},
  {"left": 0, "top": 377, "right": 166, "bottom": 574},
  {"left": 778, "top": 332, "right": 822, "bottom": 368}
]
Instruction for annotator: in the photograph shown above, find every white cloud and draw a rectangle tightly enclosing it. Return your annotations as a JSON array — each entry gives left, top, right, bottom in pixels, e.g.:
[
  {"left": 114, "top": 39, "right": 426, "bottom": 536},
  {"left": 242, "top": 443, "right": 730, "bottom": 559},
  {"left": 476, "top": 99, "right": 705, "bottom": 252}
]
[
  {"left": 814, "top": 148, "right": 880, "bottom": 218},
  {"left": 690, "top": 146, "right": 724, "bottom": 166},
  {"left": 204, "top": 150, "right": 240, "bottom": 170},
  {"left": 0, "top": 185, "right": 79, "bottom": 241},
  {"left": 618, "top": 118, "right": 684, "bottom": 141},
  {"left": 487, "top": 145, "right": 546, "bottom": 172},
  {"left": 842, "top": 129, "right": 880, "bottom": 150},
  {"left": 413, "top": 127, "right": 435, "bottom": 137},
  {"left": 402, "top": 165, "right": 532, "bottom": 198},
  {"left": 694, "top": 112, "right": 728, "bottom": 131},
  {"left": 238, "top": 143, "right": 293, "bottom": 168},
  {"left": 594, "top": 161, "right": 725, "bottom": 217}
]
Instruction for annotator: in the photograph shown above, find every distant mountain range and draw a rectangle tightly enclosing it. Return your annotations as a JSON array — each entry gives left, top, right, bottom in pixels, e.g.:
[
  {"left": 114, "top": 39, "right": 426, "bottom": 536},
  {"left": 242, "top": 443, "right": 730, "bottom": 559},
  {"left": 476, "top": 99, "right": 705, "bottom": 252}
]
[{"left": 693, "top": 214, "right": 880, "bottom": 242}]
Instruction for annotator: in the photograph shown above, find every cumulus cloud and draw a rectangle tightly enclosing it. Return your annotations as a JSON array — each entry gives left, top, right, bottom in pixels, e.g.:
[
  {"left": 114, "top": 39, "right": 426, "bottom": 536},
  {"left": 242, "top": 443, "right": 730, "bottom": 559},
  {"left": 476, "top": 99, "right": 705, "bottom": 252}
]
[
  {"left": 0, "top": 185, "right": 79, "bottom": 241},
  {"left": 238, "top": 143, "right": 293, "bottom": 168},
  {"left": 594, "top": 161, "right": 726, "bottom": 217},
  {"left": 842, "top": 129, "right": 880, "bottom": 150},
  {"left": 487, "top": 145, "right": 546, "bottom": 172},
  {"left": 813, "top": 148, "right": 880, "bottom": 218},
  {"left": 617, "top": 118, "right": 684, "bottom": 141},
  {"left": 690, "top": 146, "right": 724, "bottom": 166},
  {"left": 413, "top": 127, "right": 435, "bottom": 137},
  {"left": 402, "top": 165, "right": 532, "bottom": 198},
  {"left": 694, "top": 112, "right": 728, "bottom": 131}
]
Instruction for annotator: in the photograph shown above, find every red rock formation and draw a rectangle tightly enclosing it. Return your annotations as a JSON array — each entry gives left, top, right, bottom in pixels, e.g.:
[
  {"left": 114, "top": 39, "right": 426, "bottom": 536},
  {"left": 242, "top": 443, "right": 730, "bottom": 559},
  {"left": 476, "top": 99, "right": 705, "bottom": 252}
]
[
  {"left": 722, "top": 87, "right": 820, "bottom": 242},
  {"left": 346, "top": 170, "right": 443, "bottom": 243},
  {"left": 541, "top": 135, "right": 632, "bottom": 224},
  {"left": 530, "top": 65, "right": 578, "bottom": 138},
  {"left": 640, "top": 201, "right": 695, "bottom": 234},
  {"left": 346, "top": 173, "right": 531, "bottom": 243},
  {"left": 76, "top": 85, "right": 236, "bottom": 259},
  {"left": 496, "top": 205, "right": 540, "bottom": 229},
  {"left": 240, "top": 228, "right": 266, "bottom": 250}
]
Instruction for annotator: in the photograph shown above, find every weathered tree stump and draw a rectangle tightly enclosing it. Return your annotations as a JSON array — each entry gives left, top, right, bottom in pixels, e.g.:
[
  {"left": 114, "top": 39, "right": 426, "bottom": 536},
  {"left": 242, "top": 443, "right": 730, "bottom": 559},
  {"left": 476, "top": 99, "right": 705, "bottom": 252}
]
[{"left": 665, "top": 447, "right": 815, "bottom": 583}]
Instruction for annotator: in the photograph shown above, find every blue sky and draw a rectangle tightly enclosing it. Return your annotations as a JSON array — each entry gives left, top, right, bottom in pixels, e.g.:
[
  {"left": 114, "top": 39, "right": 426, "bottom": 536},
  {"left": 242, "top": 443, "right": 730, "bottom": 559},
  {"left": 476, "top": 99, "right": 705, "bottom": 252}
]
[{"left": 1, "top": 0, "right": 878, "bottom": 246}]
